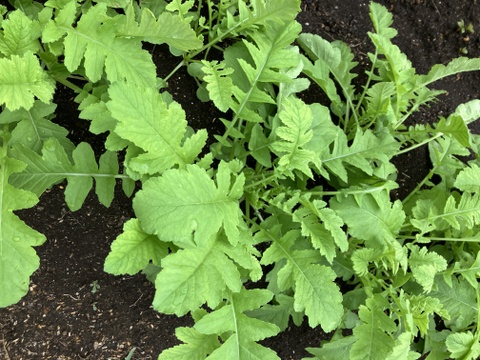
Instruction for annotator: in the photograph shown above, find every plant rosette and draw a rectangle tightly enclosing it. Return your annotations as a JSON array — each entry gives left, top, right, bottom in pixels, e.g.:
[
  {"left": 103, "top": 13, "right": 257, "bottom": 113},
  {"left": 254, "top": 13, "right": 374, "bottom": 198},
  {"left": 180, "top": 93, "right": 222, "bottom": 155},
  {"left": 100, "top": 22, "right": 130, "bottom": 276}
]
[{"left": 1, "top": 1, "right": 480, "bottom": 359}]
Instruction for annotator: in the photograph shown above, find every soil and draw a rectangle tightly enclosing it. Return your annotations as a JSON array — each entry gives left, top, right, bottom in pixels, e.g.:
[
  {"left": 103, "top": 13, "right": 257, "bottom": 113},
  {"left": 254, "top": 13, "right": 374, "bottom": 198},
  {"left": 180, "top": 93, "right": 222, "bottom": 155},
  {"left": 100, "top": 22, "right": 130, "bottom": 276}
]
[{"left": 2, "top": 1, "right": 480, "bottom": 359}]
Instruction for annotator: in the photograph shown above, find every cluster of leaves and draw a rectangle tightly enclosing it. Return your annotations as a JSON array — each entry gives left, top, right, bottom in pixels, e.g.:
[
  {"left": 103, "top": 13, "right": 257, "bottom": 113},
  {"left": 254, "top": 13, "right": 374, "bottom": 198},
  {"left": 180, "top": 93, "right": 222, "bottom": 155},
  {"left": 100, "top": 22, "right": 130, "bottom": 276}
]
[{"left": 1, "top": 0, "right": 480, "bottom": 359}]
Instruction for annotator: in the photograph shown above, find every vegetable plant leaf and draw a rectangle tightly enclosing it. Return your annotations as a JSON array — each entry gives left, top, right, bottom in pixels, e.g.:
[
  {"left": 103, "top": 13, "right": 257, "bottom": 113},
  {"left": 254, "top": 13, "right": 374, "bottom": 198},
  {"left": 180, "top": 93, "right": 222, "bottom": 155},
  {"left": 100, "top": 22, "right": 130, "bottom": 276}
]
[
  {"left": 104, "top": 219, "right": 168, "bottom": 275},
  {"left": 271, "top": 96, "right": 321, "bottom": 178},
  {"left": 123, "top": 4, "right": 202, "bottom": 51},
  {"left": 158, "top": 326, "right": 220, "bottom": 360},
  {"left": 350, "top": 295, "right": 397, "bottom": 360},
  {"left": 152, "top": 240, "right": 243, "bottom": 316},
  {"left": 446, "top": 332, "right": 480, "bottom": 360},
  {"left": 0, "top": 9, "right": 41, "bottom": 56},
  {"left": 9, "top": 138, "right": 119, "bottom": 211},
  {"left": 0, "top": 101, "right": 74, "bottom": 154},
  {"left": 431, "top": 276, "right": 477, "bottom": 331},
  {"left": 133, "top": 161, "right": 245, "bottom": 247},
  {"left": 194, "top": 288, "right": 280, "bottom": 360},
  {"left": 43, "top": 2, "right": 156, "bottom": 86},
  {"left": 0, "top": 156, "right": 46, "bottom": 307},
  {"left": 454, "top": 164, "right": 480, "bottom": 193},
  {"left": 201, "top": 60, "right": 234, "bottom": 112},
  {"left": 331, "top": 191, "right": 405, "bottom": 249},
  {"left": 0, "top": 52, "right": 55, "bottom": 111},
  {"left": 260, "top": 227, "right": 343, "bottom": 331},
  {"left": 407, "top": 244, "right": 447, "bottom": 292},
  {"left": 107, "top": 81, "right": 208, "bottom": 175}
]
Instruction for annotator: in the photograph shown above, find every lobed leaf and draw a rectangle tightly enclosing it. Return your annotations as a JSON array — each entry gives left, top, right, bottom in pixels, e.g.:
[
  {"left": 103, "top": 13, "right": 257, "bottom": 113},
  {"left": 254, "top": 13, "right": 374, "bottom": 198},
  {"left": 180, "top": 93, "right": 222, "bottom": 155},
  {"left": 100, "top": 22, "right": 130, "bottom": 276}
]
[
  {"left": 133, "top": 161, "right": 245, "bottom": 247},
  {"left": 0, "top": 156, "right": 45, "bottom": 307},
  {"left": 9, "top": 138, "right": 119, "bottom": 211},
  {"left": 270, "top": 96, "right": 320, "bottom": 178},
  {"left": 104, "top": 219, "right": 168, "bottom": 275},
  {"left": 43, "top": 2, "right": 156, "bottom": 86},
  {"left": 122, "top": 4, "right": 202, "bottom": 51},
  {"left": 0, "top": 9, "right": 41, "bottom": 56},
  {"left": 194, "top": 288, "right": 280, "bottom": 360},
  {"left": 0, "top": 52, "right": 55, "bottom": 111},
  {"left": 350, "top": 295, "right": 396, "bottom": 360},
  {"left": 107, "top": 82, "right": 207, "bottom": 175}
]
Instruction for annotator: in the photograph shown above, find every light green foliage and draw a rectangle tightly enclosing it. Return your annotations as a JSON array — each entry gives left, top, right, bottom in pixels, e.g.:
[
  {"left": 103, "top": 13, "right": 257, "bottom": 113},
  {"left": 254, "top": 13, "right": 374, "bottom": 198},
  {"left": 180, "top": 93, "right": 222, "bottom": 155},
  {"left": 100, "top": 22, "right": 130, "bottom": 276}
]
[
  {"left": 271, "top": 96, "right": 320, "bottom": 178},
  {"left": 158, "top": 326, "right": 220, "bottom": 360},
  {"left": 259, "top": 225, "right": 343, "bottom": 332},
  {"left": 201, "top": 60, "right": 234, "bottom": 112},
  {"left": 350, "top": 295, "right": 397, "bottom": 360},
  {"left": 3, "top": 1, "right": 480, "bottom": 359},
  {"left": 194, "top": 288, "right": 280, "bottom": 359},
  {"left": 104, "top": 219, "right": 168, "bottom": 275},
  {"left": 446, "top": 331, "right": 480, "bottom": 360},
  {"left": 107, "top": 82, "right": 208, "bottom": 176},
  {"left": 122, "top": 4, "right": 202, "bottom": 51},
  {"left": 43, "top": 2, "right": 157, "bottom": 86},
  {"left": 0, "top": 155, "right": 45, "bottom": 307},
  {"left": 0, "top": 9, "right": 41, "bottom": 56},
  {"left": 9, "top": 138, "right": 120, "bottom": 210},
  {"left": 0, "top": 52, "right": 55, "bottom": 111},
  {"left": 133, "top": 161, "right": 245, "bottom": 247}
]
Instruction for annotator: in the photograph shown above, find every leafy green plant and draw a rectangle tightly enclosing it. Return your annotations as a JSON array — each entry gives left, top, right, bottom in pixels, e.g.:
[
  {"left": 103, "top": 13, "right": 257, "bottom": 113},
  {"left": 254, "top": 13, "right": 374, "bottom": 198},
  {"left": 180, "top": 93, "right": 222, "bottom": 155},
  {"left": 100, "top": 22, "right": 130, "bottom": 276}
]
[{"left": 2, "top": 0, "right": 480, "bottom": 359}]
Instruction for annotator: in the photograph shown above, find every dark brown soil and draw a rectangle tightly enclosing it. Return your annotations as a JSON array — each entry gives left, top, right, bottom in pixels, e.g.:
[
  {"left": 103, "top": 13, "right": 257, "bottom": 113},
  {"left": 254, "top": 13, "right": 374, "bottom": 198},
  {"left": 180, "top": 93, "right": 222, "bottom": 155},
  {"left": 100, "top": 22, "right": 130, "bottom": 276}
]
[{"left": 2, "top": 1, "right": 480, "bottom": 359}]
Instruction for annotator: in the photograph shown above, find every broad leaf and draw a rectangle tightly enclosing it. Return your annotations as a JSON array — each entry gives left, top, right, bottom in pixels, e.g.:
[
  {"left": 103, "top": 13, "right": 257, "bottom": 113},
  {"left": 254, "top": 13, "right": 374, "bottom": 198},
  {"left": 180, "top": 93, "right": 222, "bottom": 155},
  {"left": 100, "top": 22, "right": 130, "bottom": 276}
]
[
  {"left": 0, "top": 52, "right": 55, "bottom": 111},
  {"left": 350, "top": 295, "right": 396, "bottom": 360},
  {"left": 107, "top": 82, "right": 207, "bottom": 175},
  {"left": 43, "top": 2, "right": 156, "bottom": 86},
  {"left": 10, "top": 138, "right": 119, "bottom": 211},
  {"left": 0, "top": 156, "right": 45, "bottom": 307},
  {"left": 104, "top": 219, "right": 168, "bottom": 275},
  {"left": 195, "top": 288, "right": 280, "bottom": 360},
  {"left": 134, "top": 161, "right": 245, "bottom": 247}
]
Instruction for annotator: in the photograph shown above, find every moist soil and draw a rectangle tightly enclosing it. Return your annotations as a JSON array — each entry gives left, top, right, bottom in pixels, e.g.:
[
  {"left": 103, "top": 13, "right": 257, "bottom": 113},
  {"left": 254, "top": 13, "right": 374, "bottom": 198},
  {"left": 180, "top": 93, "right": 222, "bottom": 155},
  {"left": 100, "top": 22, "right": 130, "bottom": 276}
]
[{"left": 2, "top": 1, "right": 480, "bottom": 359}]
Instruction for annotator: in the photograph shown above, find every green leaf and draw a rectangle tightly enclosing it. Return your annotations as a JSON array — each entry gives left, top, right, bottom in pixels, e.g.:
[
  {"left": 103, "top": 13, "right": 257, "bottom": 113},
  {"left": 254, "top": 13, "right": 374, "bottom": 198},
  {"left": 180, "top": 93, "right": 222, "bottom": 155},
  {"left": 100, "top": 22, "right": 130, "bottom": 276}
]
[
  {"left": 104, "top": 219, "right": 168, "bottom": 275},
  {"left": 0, "top": 9, "right": 41, "bottom": 56},
  {"left": 271, "top": 96, "right": 320, "bottom": 178},
  {"left": 260, "top": 226, "right": 343, "bottom": 332},
  {"left": 350, "top": 295, "right": 397, "bottom": 360},
  {"left": 306, "top": 336, "right": 356, "bottom": 360},
  {"left": 224, "top": 20, "right": 302, "bottom": 124},
  {"left": 369, "top": 2, "right": 397, "bottom": 39},
  {"left": 43, "top": 2, "right": 156, "bottom": 86},
  {"left": 123, "top": 4, "right": 202, "bottom": 51},
  {"left": 407, "top": 244, "right": 447, "bottom": 292},
  {"left": 134, "top": 161, "right": 245, "bottom": 247},
  {"left": 0, "top": 156, "right": 46, "bottom": 307},
  {"left": 194, "top": 288, "right": 280, "bottom": 360},
  {"left": 454, "top": 164, "right": 480, "bottom": 193},
  {"left": 431, "top": 276, "right": 477, "bottom": 331},
  {"left": 245, "top": 294, "right": 297, "bottom": 332},
  {"left": 0, "top": 52, "right": 55, "bottom": 111},
  {"left": 201, "top": 60, "right": 234, "bottom": 112},
  {"left": 0, "top": 101, "right": 73, "bottom": 154},
  {"left": 331, "top": 191, "right": 405, "bottom": 248},
  {"left": 158, "top": 326, "right": 220, "bottom": 360},
  {"left": 418, "top": 57, "right": 480, "bottom": 87},
  {"left": 9, "top": 138, "right": 119, "bottom": 211},
  {"left": 385, "top": 332, "right": 420, "bottom": 360},
  {"left": 152, "top": 240, "right": 243, "bottom": 315},
  {"left": 319, "top": 128, "right": 399, "bottom": 183},
  {"left": 446, "top": 332, "right": 480, "bottom": 360},
  {"left": 107, "top": 82, "right": 207, "bottom": 175},
  {"left": 297, "top": 33, "right": 357, "bottom": 120},
  {"left": 292, "top": 197, "right": 347, "bottom": 263}
]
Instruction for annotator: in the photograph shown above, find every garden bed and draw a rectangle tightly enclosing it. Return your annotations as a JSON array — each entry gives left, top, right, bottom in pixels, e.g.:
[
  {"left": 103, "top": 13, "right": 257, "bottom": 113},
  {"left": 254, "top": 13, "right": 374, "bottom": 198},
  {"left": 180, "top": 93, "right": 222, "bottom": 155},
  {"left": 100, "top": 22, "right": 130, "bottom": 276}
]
[{"left": 1, "top": 1, "right": 480, "bottom": 359}]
